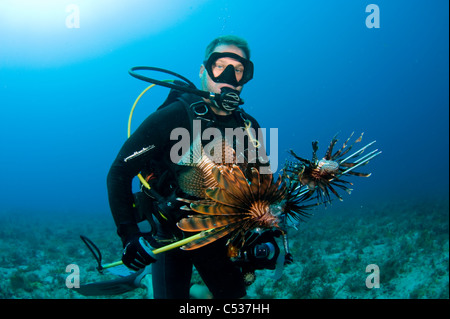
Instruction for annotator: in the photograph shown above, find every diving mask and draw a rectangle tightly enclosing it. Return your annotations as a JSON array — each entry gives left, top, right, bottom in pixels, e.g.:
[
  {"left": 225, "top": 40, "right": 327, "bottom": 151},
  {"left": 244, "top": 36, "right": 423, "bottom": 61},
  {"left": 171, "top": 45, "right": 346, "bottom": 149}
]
[{"left": 204, "top": 52, "right": 254, "bottom": 87}]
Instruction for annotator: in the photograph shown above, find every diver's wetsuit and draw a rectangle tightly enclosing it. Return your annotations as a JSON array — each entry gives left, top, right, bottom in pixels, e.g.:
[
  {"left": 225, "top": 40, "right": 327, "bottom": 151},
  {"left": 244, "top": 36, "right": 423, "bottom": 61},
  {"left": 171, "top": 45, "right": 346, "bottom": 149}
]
[{"left": 107, "top": 93, "right": 265, "bottom": 299}]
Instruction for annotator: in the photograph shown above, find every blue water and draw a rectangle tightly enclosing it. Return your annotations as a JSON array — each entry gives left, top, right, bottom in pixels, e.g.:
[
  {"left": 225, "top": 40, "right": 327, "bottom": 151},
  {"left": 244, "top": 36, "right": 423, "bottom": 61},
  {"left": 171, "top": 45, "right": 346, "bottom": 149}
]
[
  {"left": 0, "top": 0, "right": 448, "bottom": 299},
  {"left": 1, "top": 0, "right": 447, "bottom": 216}
]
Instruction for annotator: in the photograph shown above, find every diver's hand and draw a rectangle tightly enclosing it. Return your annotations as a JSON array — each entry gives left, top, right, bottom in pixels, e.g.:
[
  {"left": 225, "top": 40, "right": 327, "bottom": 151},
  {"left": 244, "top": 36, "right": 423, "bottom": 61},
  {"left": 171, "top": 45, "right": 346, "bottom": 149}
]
[
  {"left": 284, "top": 253, "right": 294, "bottom": 265},
  {"left": 122, "top": 236, "right": 156, "bottom": 271}
]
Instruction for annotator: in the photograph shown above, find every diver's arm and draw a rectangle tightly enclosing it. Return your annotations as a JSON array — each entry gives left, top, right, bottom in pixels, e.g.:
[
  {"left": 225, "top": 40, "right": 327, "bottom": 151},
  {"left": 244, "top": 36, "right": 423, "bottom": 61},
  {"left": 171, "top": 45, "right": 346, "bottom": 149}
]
[
  {"left": 106, "top": 122, "right": 162, "bottom": 243},
  {"left": 107, "top": 102, "right": 189, "bottom": 244},
  {"left": 107, "top": 156, "right": 141, "bottom": 240}
]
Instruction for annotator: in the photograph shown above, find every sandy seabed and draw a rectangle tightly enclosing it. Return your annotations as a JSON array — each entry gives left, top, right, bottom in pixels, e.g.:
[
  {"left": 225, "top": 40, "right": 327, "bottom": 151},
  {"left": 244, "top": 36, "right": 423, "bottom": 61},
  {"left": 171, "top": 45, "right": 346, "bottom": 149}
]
[{"left": 1, "top": 197, "right": 448, "bottom": 299}]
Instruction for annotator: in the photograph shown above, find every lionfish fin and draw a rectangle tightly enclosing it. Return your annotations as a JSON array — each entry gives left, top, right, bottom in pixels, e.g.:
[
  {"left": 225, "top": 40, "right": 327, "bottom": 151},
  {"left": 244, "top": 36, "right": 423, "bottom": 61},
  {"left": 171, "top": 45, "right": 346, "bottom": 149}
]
[
  {"left": 325, "top": 133, "right": 341, "bottom": 159},
  {"left": 205, "top": 187, "right": 247, "bottom": 209},
  {"left": 355, "top": 132, "right": 364, "bottom": 143},
  {"left": 177, "top": 215, "right": 244, "bottom": 232},
  {"left": 177, "top": 135, "right": 221, "bottom": 197},
  {"left": 178, "top": 167, "right": 207, "bottom": 198},
  {"left": 266, "top": 176, "right": 286, "bottom": 202},
  {"left": 190, "top": 202, "right": 243, "bottom": 215},
  {"left": 335, "top": 132, "right": 364, "bottom": 159},
  {"left": 181, "top": 224, "right": 241, "bottom": 250},
  {"left": 203, "top": 135, "right": 236, "bottom": 165},
  {"left": 258, "top": 171, "right": 273, "bottom": 197},
  {"left": 249, "top": 167, "right": 261, "bottom": 199},
  {"left": 177, "top": 134, "right": 203, "bottom": 167},
  {"left": 210, "top": 166, "right": 251, "bottom": 206},
  {"left": 289, "top": 149, "right": 310, "bottom": 163},
  {"left": 228, "top": 165, "right": 254, "bottom": 202}
]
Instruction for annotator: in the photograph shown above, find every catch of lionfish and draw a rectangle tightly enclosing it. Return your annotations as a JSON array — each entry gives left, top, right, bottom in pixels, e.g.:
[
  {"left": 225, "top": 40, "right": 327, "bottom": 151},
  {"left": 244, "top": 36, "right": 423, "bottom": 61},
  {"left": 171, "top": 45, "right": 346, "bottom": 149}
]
[
  {"left": 282, "top": 132, "right": 382, "bottom": 203},
  {"left": 175, "top": 137, "right": 315, "bottom": 252},
  {"left": 174, "top": 132, "right": 381, "bottom": 253},
  {"left": 176, "top": 135, "right": 244, "bottom": 198}
]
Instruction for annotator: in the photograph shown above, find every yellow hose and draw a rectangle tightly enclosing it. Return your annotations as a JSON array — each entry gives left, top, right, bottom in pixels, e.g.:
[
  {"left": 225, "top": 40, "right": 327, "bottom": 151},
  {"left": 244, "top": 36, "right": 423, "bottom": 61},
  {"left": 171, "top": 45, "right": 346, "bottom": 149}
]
[
  {"left": 128, "top": 80, "right": 174, "bottom": 190},
  {"left": 101, "top": 229, "right": 215, "bottom": 270}
]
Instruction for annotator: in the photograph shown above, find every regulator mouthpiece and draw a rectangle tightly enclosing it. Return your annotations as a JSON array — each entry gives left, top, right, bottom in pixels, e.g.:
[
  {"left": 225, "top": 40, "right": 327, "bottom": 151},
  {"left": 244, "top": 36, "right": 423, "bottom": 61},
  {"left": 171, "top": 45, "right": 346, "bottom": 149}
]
[{"left": 211, "top": 87, "right": 244, "bottom": 112}]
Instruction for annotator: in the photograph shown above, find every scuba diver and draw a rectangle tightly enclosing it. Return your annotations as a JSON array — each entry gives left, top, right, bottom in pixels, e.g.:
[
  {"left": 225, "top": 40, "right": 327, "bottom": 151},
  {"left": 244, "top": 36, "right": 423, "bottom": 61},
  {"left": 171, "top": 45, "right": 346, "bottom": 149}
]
[{"left": 106, "top": 35, "right": 281, "bottom": 299}]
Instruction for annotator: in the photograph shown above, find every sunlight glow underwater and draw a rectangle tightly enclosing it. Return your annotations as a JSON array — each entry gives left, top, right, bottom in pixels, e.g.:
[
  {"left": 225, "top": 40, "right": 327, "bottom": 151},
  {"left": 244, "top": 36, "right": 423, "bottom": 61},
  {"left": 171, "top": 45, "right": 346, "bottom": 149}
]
[{"left": 0, "top": 0, "right": 208, "bottom": 67}]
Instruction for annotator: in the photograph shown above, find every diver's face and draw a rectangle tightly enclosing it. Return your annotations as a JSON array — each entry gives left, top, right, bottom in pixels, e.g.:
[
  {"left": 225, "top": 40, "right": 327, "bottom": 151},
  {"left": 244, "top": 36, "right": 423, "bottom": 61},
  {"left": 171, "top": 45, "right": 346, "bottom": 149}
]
[{"left": 200, "top": 44, "right": 246, "bottom": 94}]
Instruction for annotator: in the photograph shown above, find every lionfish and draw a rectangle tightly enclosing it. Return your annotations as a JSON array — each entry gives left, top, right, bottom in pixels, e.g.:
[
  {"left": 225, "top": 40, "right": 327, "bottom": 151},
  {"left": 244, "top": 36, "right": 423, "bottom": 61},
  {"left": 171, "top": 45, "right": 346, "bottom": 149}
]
[
  {"left": 177, "top": 164, "right": 315, "bottom": 251},
  {"left": 176, "top": 135, "right": 241, "bottom": 198},
  {"left": 283, "top": 132, "right": 381, "bottom": 203}
]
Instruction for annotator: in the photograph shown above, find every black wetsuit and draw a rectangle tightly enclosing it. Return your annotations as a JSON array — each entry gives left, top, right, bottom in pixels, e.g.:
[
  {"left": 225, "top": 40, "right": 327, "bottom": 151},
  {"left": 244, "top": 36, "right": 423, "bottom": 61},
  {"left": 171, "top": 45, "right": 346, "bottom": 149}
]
[{"left": 107, "top": 93, "right": 266, "bottom": 298}]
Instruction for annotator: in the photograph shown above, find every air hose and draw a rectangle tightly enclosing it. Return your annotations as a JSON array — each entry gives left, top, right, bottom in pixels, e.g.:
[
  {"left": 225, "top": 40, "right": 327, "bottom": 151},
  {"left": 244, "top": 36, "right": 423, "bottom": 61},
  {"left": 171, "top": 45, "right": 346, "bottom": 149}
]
[{"left": 128, "top": 80, "right": 174, "bottom": 190}]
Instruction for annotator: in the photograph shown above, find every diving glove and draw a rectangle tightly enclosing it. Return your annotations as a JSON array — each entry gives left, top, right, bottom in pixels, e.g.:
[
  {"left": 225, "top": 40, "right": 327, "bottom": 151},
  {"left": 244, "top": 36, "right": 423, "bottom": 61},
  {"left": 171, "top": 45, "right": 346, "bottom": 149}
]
[{"left": 122, "top": 236, "right": 156, "bottom": 271}]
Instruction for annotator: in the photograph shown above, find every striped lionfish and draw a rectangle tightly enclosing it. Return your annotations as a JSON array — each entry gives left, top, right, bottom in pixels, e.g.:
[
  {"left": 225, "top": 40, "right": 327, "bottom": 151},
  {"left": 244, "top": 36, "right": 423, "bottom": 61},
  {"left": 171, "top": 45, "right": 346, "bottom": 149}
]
[
  {"left": 283, "top": 132, "right": 382, "bottom": 203},
  {"left": 175, "top": 133, "right": 380, "bottom": 251},
  {"left": 176, "top": 135, "right": 242, "bottom": 198},
  {"left": 176, "top": 137, "right": 314, "bottom": 250}
]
